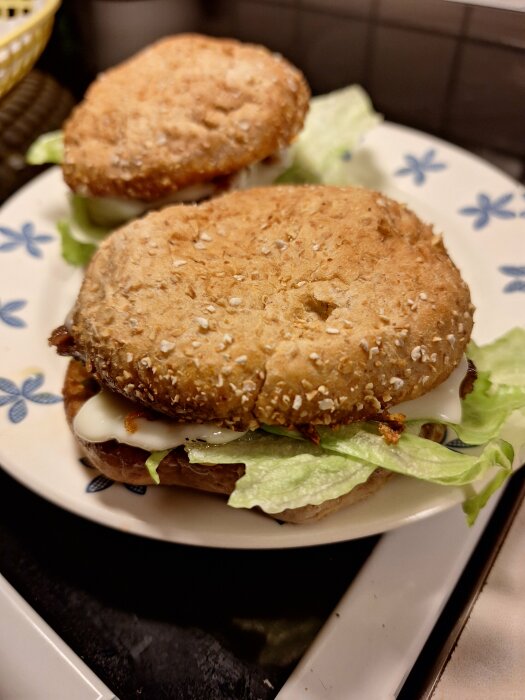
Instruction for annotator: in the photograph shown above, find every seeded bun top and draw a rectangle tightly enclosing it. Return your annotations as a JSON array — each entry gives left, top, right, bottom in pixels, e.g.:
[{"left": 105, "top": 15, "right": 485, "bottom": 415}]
[
  {"left": 62, "top": 34, "right": 310, "bottom": 201},
  {"left": 67, "top": 185, "right": 474, "bottom": 430}
]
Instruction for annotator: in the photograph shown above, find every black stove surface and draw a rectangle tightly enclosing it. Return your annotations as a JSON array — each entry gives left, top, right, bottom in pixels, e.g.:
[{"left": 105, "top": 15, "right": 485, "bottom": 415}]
[{"left": 0, "top": 468, "right": 379, "bottom": 699}]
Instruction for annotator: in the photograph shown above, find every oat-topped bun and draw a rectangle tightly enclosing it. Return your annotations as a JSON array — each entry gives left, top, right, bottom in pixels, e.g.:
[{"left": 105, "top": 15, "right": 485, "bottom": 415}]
[
  {"left": 62, "top": 34, "right": 310, "bottom": 201},
  {"left": 62, "top": 185, "right": 474, "bottom": 430}
]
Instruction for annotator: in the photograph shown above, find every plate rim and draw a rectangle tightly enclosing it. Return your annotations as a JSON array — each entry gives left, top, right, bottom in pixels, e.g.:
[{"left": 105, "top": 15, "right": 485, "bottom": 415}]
[{"left": 0, "top": 120, "right": 523, "bottom": 549}]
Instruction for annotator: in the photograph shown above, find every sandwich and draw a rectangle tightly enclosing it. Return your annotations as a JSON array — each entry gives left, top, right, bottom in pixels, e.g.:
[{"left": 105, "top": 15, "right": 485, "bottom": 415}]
[
  {"left": 50, "top": 185, "right": 522, "bottom": 524},
  {"left": 28, "top": 33, "right": 309, "bottom": 257}
]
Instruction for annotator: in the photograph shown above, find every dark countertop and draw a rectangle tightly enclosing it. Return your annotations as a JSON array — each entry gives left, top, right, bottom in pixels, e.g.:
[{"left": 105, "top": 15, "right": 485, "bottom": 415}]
[{"left": 0, "top": 467, "right": 379, "bottom": 699}]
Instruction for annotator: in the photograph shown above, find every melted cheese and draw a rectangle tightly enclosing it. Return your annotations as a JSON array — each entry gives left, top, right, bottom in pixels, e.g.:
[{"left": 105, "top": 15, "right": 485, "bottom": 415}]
[
  {"left": 74, "top": 356, "right": 469, "bottom": 451},
  {"left": 229, "top": 149, "right": 293, "bottom": 190},
  {"left": 392, "top": 356, "right": 468, "bottom": 424},
  {"left": 73, "top": 390, "right": 247, "bottom": 451},
  {"left": 86, "top": 183, "right": 217, "bottom": 227}
]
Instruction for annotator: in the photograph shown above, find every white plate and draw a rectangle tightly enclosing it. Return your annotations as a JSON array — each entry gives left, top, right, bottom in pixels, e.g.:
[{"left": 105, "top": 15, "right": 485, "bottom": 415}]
[{"left": 0, "top": 123, "right": 523, "bottom": 549}]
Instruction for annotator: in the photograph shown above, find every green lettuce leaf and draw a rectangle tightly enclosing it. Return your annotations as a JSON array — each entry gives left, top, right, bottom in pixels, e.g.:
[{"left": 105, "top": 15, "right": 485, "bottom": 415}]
[
  {"left": 68, "top": 195, "right": 112, "bottom": 242},
  {"left": 318, "top": 425, "right": 513, "bottom": 486},
  {"left": 462, "top": 467, "right": 511, "bottom": 526},
  {"left": 276, "top": 85, "right": 382, "bottom": 185},
  {"left": 467, "top": 328, "right": 525, "bottom": 387},
  {"left": 451, "top": 372, "right": 525, "bottom": 446},
  {"left": 57, "top": 220, "right": 97, "bottom": 267},
  {"left": 26, "top": 130, "right": 64, "bottom": 165},
  {"left": 57, "top": 195, "right": 113, "bottom": 267},
  {"left": 437, "top": 328, "right": 525, "bottom": 447},
  {"left": 145, "top": 449, "right": 170, "bottom": 485},
  {"left": 187, "top": 427, "right": 513, "bottom": 516},
  {"left": 187, "top": 432, "right": 376, "bottom": 513}
]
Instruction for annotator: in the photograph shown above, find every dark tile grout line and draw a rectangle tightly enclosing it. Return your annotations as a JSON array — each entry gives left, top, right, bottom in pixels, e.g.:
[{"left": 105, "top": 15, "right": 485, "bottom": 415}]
[
  {"left": 439, "top": 5, "right": 471, "bottom": 133},
  {"left": 242, "top": 0, "right": 525, "bottom": 53}
]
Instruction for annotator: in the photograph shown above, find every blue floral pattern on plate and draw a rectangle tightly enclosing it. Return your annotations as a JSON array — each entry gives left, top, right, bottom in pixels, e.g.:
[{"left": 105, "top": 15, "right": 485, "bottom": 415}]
[
  {"left": 86, "top": 474, "right": 147, "bottom": 496},
  {"left": 0, "top": 374, "right": 62, "bottom": 423},
  {"left": 458, "top": 193, "right": 516, "bottom": 230},
  {"left": 500, "top": 265, "right": 525, "bottom": 293},
  {"left": 0, "top": 299, "right": 27, "bottom": 328},
  {"left": 394, "top": 149, "right": 446, "bottom": 185},
  {"left": 445, "top": 438, "right": 479, "bottom": 451},
  {"left": 0, "top": 222, "right": 54, "bottom": 258},
  {"left": 80, "top": 458, "right": 147, "bottom": 495}
]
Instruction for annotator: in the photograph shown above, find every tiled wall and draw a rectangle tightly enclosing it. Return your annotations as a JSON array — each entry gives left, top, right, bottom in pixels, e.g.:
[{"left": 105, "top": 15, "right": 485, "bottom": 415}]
[
  {"left": 40, "top": 0, "right": 525, "bottom": 181},
  {"left": 200, "top": 0, "right": 525, "bottom": 180}
]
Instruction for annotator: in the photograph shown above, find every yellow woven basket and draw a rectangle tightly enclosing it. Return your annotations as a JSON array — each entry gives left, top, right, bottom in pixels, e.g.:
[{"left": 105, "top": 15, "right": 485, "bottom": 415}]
[{"left": 0, "top": 0, "right": 60, "bottom": 100}]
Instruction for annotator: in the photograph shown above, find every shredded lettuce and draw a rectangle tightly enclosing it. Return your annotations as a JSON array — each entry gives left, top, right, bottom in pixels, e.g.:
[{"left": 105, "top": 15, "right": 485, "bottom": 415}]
[
  {"left": 185, "top": 329, "right": 525, "bottom": 523},
  {"left": 188, "top": 429, "right": 513, "bottom": 518},
  {"left": 467, "top": 328, "right": 525, "bottom": 387},
  {"left": 68, "top": 195, "right": 112, "bottom": 242},
  {"left": 57, "top": 220, "right": 97, "bottom": 267},
  {"left": 26, "top": 130, "right": 64, "bottom": 165},
  {"left": 463, "top": 467, "right": 511, "bottom": 527},
  {"left": 450, "top": 372, "right": 525, "bottom": 446},
  {"left": 188, "top": 433, "right": 377, "bottom": 513},
  {"left": 145, "top": 449, "right": 170, "bottom": 485},
  {"left": 440, "top": 329, "right": 525, "bottom": 448},
  {"left": 276, "top": 85, "right": 382, "bottom": 185},
  {"left": 57, "top": 195, "right": 113, "bottom": 267}
]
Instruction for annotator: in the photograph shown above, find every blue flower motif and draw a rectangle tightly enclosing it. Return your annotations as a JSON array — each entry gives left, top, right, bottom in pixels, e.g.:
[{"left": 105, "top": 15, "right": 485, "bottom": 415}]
[
  {"left": 85, "top": 474, "right": 147, "bottom": 496},
  {"left": 394, "top": 149, "right": 446, "bottom": 185},
  {"left": 86, "top": 474, "right": 114, "bottom": 493},
  {"left": 0, "top": 299, "right": 27, "bottom": 328},
  {"left": 81, "top": 459, "right": 147, "bottom": 495},
  {"left": 125, "top": 484, "right": 147, "bottom": 495},
  {"left": 0, "top": 374, "right": 62, "bottom": 423},
  {"left": 458, "top": 193, "right": 516, "bottom": 230},
  {"left": 446, "top": 438, "right": 479, "bottom": 451},
  {"left": 500, "top": 265, "right": 525, "bottom": 293},
  {"left": 0, "top": 222, "right": 54, "bottom": 258},
  {"left": 520, "top": 193, "right": 525, "bottom": 218}
]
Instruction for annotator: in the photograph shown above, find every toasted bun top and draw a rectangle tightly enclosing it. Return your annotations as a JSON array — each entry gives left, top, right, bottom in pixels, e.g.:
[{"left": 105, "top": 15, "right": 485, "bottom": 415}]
[
  {"left": 62, "top": 34, "right": 310, "bottom": 201},
  {"left": 67, "top": 185, "right": 474, "bottom": 429}
]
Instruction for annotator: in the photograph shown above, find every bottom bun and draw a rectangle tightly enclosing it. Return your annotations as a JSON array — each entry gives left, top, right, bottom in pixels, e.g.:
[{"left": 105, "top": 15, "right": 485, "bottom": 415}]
[{"left": 63, "top": 360, "right": 391, "bottom": 523}]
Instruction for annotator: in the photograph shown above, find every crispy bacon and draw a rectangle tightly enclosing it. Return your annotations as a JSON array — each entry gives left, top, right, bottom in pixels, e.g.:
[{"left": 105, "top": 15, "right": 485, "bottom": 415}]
[
  {"left": 48, "top": 325, "right": 76, "bottom": 356},
  {"left": 296, "top": 424, "right": 321, "bottom": 445},
  {"left": 460, "top": 359, "right": 478, "bottom": 399},
  {"left": 373, "top": 411, "right": 406, "bottom": 445}
]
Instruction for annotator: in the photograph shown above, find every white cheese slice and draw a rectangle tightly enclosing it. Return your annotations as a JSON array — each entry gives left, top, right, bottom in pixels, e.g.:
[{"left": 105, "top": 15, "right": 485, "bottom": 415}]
[
  {"left": 73, "top": 390, "right": 246, "bottom": 451},
  {"left": 85, "top": 183, "right": 217, "bottom": 227},
  {"left": 392, "top": 356, "right": 468, "bottom": 424},
  {"left": 74, "top": 356, "right": 468, "bottom": 452},
  {"left": 229, "top": 148, "right": 293, "bottom": 190}
]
